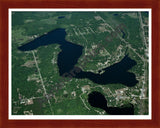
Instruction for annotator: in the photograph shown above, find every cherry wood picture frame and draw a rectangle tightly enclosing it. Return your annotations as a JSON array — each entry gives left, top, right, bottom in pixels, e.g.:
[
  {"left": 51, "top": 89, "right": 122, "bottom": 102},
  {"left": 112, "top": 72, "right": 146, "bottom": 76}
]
[{"left": 0, "top": 0, "right": 160, "bottom": 128}]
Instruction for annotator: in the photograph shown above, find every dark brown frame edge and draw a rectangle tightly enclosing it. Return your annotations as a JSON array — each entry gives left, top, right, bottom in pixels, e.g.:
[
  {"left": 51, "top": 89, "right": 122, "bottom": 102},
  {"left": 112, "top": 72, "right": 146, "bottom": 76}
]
[{"left": 0, "top": 0, "right": 160, "bottom": 128}]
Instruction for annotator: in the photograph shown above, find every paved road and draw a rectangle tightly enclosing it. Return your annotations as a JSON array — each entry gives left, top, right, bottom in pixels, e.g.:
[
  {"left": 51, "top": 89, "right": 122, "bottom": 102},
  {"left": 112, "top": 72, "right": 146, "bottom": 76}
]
[{"left": 32, "top": 51, "right": 54, "bottom": 114}]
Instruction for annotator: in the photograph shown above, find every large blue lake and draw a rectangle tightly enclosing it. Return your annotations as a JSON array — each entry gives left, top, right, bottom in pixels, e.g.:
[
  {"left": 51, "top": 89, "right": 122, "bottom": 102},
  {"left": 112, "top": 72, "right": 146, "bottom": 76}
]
[
  {"left": 18, "top": 28, "right": 138, "bottom": 87},
  {"left": 88, "top": 91, "right": 134, "bottom": 115}
]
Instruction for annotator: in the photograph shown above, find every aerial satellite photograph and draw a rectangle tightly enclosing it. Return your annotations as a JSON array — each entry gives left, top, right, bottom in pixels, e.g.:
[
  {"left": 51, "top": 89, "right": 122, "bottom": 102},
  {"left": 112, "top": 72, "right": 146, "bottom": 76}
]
[{"left": 10, "top": 10, "right": 150, "bottom": 116}]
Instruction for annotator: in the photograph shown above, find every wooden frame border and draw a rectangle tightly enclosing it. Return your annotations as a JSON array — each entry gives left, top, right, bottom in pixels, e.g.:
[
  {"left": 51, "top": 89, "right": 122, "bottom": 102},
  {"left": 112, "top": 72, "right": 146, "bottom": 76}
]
[{"left": 0, "top": 0, "right": 160, "bottom": 128}]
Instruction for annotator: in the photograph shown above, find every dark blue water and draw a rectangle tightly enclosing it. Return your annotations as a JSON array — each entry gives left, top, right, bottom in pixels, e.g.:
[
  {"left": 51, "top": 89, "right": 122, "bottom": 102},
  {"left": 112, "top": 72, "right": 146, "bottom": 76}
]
[
  {"left": 113, "top": 14, "right": 118, "bottom": 16},
  {"left": 120, "top": 29, "right": 125, "bottom": 38},
  {"left": 18, "top": 28, "right": 83, "bottom": 75},
  {"left": 88, "top": 91, "right": 134, "bottom": 115},
  {"left": 58, "top": 16, "right": 65, "bottom": 19},
  {"left": 74, "top": 54, "right": 138, "bottom": 87},
  {"left": 18, "top": 28, "right": 138, "bottom": 87}
]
